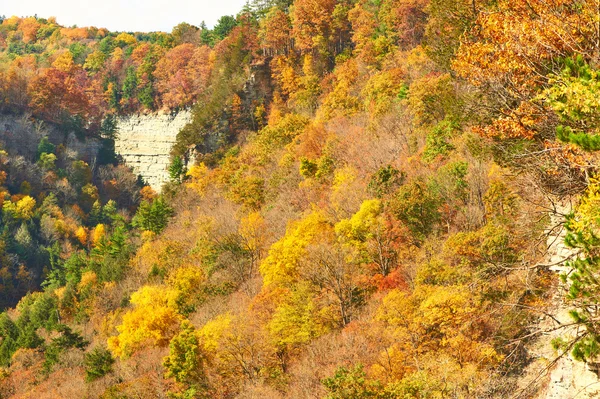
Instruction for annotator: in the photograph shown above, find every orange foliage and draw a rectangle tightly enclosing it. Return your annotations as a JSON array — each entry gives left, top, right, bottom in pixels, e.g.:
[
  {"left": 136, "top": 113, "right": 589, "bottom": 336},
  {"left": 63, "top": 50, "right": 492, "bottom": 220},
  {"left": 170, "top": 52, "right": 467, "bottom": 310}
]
[{"left": 154, "top": 44, "right": 212, "bottom": 109}]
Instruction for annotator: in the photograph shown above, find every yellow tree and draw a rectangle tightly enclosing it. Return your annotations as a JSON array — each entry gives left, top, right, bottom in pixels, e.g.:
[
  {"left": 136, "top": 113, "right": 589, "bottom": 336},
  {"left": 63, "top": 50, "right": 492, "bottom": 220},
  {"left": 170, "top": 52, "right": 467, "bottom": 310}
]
[{"left": 108, "top": 285, "right": 182, "bottom": 358}]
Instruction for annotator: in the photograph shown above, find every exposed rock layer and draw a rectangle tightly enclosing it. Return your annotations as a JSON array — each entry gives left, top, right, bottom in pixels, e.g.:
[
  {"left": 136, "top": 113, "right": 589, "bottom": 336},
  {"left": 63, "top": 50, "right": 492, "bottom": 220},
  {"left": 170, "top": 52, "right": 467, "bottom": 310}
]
[
  {"left": 525, "top": 202, "right": 600, "bottom": 399},
  {"left": 114, "top": 110, "right": 192, "bottom": 191}
]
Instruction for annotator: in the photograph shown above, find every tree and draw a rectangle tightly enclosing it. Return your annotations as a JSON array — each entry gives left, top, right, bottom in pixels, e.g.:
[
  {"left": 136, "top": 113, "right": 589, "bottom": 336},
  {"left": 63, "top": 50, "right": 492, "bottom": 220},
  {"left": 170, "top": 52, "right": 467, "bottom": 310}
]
[
  {"left": 301, "top": 239, "right": 365, "bottom": 326},
  {"left": 391, "top": 179, "right": 441, "bottom": 243},
  {"left": 323, "top": 364, "right": 382, "bottom": 399},
  {"left": 452, "top": 0, "right": 600, "bottom": 146},
  {"left": 36, "top": 136, "right": 55, "bottom": 159},
  {"left": 213, "top": 16, "right": 238, "bottom": 41},
  {"left": 268, "top": 283, "right": 329, "bottom": 354},
  {"left": 198, "top": 311, "right": 273, "bottom": 384},
  {"left": 291, "top": 0, "right": 336, "bottom": 52},
  {"left": 259, "top": 212, "right": 329, "bottom": 286},
  {"left": 154, "top": 44, "right": 211, "bottom": 109},
  {"left": 424, "top": 0, "right": 483, "bottom": 70},
  {"left": 172, "top": 22, "right": 200, "bottom": 45},
  {"left": 336, "top": 199, "right": 407, "bottom": 277},
  {"left": 550, "top": 180, "right": 600, "bottom": 362},
  {"left": 28, "top": 65, "right": 91, "bottom": 124},
  {"left": 163, "top": 320, "right": 206, "bottom": 386},
  {"left": 132, "top": 196, "right": 174, "bottom": 234},
  {"left": 542, "top": 58, "right": 600, "bottom": 151},
  {"left": 84, "top": 347, "right": 114, "bottom": 382},
  {"left": 259, "top": 8, "right": 292, "bottom": 56},
  {"left": 0, "top": 313, "right": 19, "bottom": 366},
  {"left": 107, "top": 285, "right": 182, "bottom": 358},
  {"left": 170, "top": 156, "right": 186, "bottom": 183},
  {"left": 3, "top": 196, "right": 36, "bottom": 221},
  {"left": 236, "top": 212, "right": 269, "bottom": 280}
]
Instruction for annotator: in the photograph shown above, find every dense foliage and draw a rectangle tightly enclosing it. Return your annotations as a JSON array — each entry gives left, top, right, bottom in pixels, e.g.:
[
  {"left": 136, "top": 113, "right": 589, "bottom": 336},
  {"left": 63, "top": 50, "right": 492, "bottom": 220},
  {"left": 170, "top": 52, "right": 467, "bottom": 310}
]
[{"left": 1, "top": 0, "right": 600, "bottom": 397}]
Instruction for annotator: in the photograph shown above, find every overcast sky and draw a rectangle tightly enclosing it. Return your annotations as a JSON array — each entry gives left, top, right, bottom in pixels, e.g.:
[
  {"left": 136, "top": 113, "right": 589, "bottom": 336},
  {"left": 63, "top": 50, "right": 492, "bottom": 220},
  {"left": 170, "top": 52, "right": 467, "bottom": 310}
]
[{"left": 2, "top": 0, "right": 248, "bottom": 32}]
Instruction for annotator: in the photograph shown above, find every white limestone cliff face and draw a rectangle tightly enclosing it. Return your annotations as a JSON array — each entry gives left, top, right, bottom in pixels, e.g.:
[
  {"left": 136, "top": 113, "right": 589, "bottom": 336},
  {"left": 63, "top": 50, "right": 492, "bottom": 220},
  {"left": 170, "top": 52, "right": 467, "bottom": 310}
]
[
  {"left": 114, "top": 110, "right": 192, "bottom": 191},
  {"left": 521, "top": 202, "right": 600, "bottom": 399}
]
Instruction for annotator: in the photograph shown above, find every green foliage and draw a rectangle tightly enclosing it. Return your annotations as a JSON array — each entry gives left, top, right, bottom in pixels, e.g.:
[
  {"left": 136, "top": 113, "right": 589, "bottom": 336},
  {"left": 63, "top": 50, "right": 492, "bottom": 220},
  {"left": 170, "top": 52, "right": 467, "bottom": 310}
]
[
  {"left": 213, "top": 16, "right": 238, "bottom": 41},
  {"left": 422, "top": 119, "right": 458, "bottom": 162},
  {"left": 16, "top": 292, "right": 59, "bottom": 332},
  {"left": 91, "top": 225, "right": 133, "bottom": 282},
  {"left": 69, "top": 160, "right": 92, "bottom": 190},
  {"left": 138, "top": 83, "right": 155, "bottom": 109},
  {"left": 84, "top": 347, "right": 115, "bottom": 382},
  {"left": 132, "top": 196, "right": 174, "bottom": 234},
  {"left": 169, "top": 156, "right": 186, "bottom": 183},
  {"left": 556, "top": 125, "right": 600, "bottom": 151},
  {"left": 174, "top": 24, "right": 255, "bottom": 157},
  {"left": 0, "top": 3, "right": 582, "bottom": 396},
  {"left": 391, "top": 179, "right": 441, "bottom": 243},
  {"left": 43, "top": 324, "right": 88, "bottom": 373},
  {"left": 322, "top": 365, "right": 382, "bottom": 399},
  {"left": 36, "top": 136, "right": 55, "bottom": 160},
  {"left": 435, "top": 161, "right": 469, "bottom": 204},
  {"left": 163, "top": 320, "right": 206, "bottom": 386},
  {"left": 38, "top": 152, "right": 57, "bottom": 170},
  {"left": 122, "top": 66, "right": 138, "bottom": 101},
  {"left": 543, "top": 57, "right": 600, "bottom": 151},
  {"left": 367, "top": 165, "right": 404, "bottom": 198},
  {"left": 556, "top": 181, "right": 600, "bottom": 362},
  {"left": 0, "top": 313, "right": 19, "bottom": 366},
  {"left": 299, "top": 157, "right": 318, "bottom": 178}
]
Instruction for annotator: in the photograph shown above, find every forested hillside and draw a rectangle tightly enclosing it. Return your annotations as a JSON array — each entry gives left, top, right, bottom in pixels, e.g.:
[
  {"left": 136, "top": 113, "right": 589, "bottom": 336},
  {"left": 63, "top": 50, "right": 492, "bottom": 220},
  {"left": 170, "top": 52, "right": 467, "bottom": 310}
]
[{"left": 1, "top": 0, "right": 600, "bottom": 397}]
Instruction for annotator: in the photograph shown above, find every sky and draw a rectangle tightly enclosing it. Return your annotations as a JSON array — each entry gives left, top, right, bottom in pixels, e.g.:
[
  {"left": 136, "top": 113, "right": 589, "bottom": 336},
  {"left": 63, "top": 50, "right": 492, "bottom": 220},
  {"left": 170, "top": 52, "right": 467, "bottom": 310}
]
[{"left": 2, "top": 0, "right": 248, "bottom": 32}]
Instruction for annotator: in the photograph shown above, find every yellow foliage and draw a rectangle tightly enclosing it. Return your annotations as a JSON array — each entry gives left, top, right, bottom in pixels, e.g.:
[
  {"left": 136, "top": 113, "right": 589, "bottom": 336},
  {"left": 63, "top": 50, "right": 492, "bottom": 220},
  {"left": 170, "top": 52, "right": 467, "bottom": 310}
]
[
  {"left": 108, "top": 285, "right": 183, "bottom": 358},
  {"left": 186, "top": 163, "right": 210, "bottom": 196},
  {"left": 78, "top": 271, "right": 97, "bottom": 291},
  {"left": 377, "top": 283, "right": 502, "bottom": 379},
  {"left": 130, "top": 285, "right": 180, "bottom": 309},
  {"left": 259, "top": 212, "right": 329, "bottom": 286},
  {"left": 330, "top": 166, "right": 363, "bottom": 215},
  {"left": 568, "top": 178, "right": 600, "bottom": 240},
  {"left": 54, "top": 286, "right": 67, "bottom": 302},
  {"left": 133, "top": 238, "right": 187, "bottom": 275},
  {"left": 52, "top": 51, "right": 75, "bottom": 72},
  {"left": 166, "top": 266, "right": 206, "bottom": 312},
  {"left": 268, "top": 284, "right": 329, "bottom": 349},
  {"left": 16, "top": 196, "right": 36, "bottom": 220},
  {"left": 83, "top": 50, "right": 106, "bottom": 72},
  {"left": 92, "top": 224, "right": 106, "bottom": 246},
  {"left": 239, "top": 211, "right": 268, "bottom": 255},
  {"left": 407, "top": 73, "right": 456, "bottom": 126},
  {"left": 361, "top": 68, "right": 405, "bottom": 115},
  {"left": 75, "top": 226, "right": 88, "bottom": 246},
  {"left": 167, "top": 266, "right": 205, "bottom": 294},
  {"left": 335, "top": 198, "right": 383, "bottom": 242},
  {"left": 140, "top": 230, "right": 156, "bottom": 242},
  {"left": 115, "top": 32, "right": 137, "bottom": 45},
  {"left": 140, "top": 186, "right": 158, "bottom": 201},
  {"left": 318, "top": 59, "right": 361, "bottom": 120},
  {"left": 3, "top": 195, "right": 36, "bottom": 220},
  {"left": 198, "top": 313, "right": 234, "bottom": 353},
  {"left": 332, "top": 166, "right": 357, "bottom": 194},
  {"left": 112, "top": 47, "right": 124, "bottom": 61}
]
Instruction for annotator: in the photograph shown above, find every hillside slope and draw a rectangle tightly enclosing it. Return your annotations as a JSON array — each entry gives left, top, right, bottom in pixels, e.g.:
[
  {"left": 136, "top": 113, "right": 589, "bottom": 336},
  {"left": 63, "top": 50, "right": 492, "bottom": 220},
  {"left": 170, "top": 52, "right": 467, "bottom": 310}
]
[{"left": 2, "top": 1, "right": 600, "bottom": 398}]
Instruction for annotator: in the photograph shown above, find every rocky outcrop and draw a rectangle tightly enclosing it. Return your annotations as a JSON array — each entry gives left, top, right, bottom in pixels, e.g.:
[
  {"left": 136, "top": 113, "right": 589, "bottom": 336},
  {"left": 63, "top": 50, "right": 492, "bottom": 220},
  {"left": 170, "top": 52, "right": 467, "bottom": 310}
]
[
  {"left": 115, "top": 110, "right": 192, "bottom": 191},
  {"left": 521, "top": 202, "right": 600, "bottom": 399}
]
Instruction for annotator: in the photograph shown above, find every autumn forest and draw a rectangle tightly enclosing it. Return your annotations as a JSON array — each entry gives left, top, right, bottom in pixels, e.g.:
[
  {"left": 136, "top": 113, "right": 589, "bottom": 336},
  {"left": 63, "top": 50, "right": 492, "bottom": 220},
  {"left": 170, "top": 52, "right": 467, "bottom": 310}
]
[{"left": 0, "top": 0, "right": 600, "bottom": 397}]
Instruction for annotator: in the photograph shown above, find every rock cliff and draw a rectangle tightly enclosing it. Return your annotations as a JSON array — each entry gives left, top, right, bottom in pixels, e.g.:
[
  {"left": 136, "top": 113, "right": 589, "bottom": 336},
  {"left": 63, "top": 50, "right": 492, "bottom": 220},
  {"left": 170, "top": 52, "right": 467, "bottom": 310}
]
[
  {"left": 114, "top": 110, "right": 192, "bottom": 191},
  {"left": 519, "top": 202, "right": 600, "bottom": 398}
]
